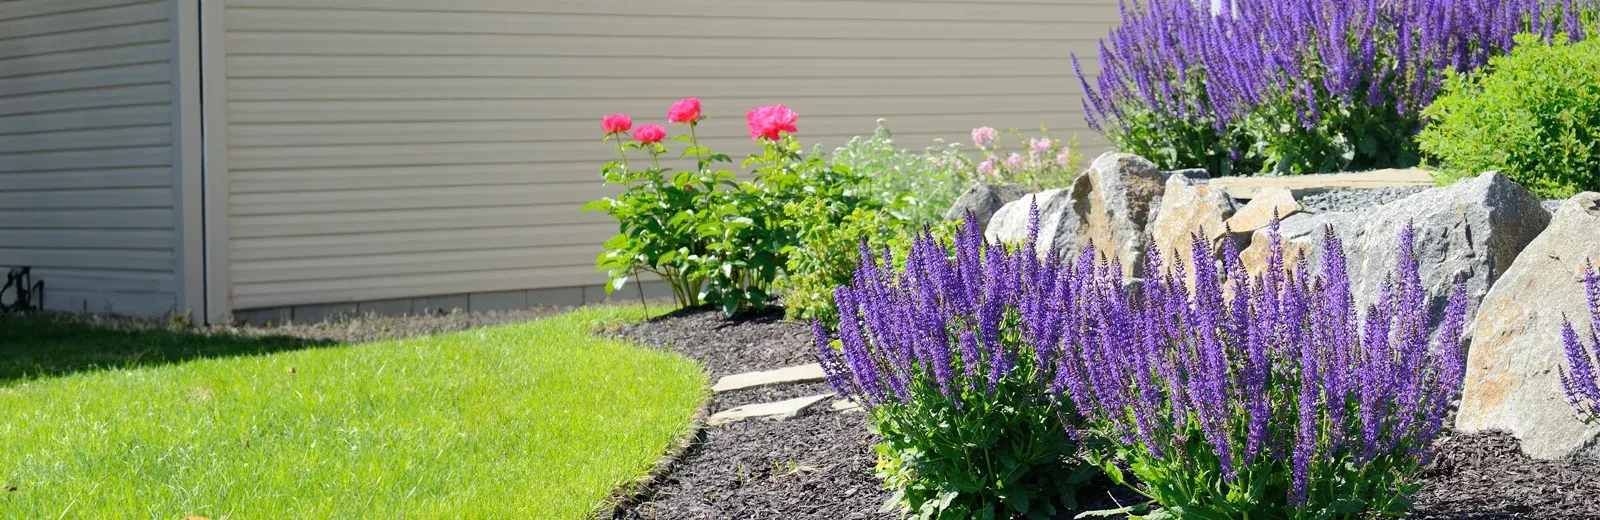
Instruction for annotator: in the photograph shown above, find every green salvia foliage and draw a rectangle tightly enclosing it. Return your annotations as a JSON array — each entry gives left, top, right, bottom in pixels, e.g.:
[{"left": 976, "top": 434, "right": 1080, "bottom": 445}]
[{"left": 1419, "top": 32, "right": 1600, "bottom": 199}]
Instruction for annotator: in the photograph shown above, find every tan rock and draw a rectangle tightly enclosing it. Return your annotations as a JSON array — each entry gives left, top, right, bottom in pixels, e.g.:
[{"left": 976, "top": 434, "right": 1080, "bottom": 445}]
[
  {"left": 1225, "top": 187, "right": 1300, "bottom": 237},
  {"left": 711, "top": 364, "right": 824, "bottom": 393},
  {"left": 1210, "top": 167, "right": 1434, "bottom": 199},
  {"left": 707, "top": 394, "right": 832, "bottom": 426},
  {"left": 1070, "top": 152, "right": 1166, "bottom": 275},
  {"left": 1149, "top": 173, "right": 1236, "bottom": 272},
  {"left": 1457, "top": 192, "right": 1600, "bottom": 460},
  {"left": 1239, "top": 211, "right": 1365, "bottom": 279}
]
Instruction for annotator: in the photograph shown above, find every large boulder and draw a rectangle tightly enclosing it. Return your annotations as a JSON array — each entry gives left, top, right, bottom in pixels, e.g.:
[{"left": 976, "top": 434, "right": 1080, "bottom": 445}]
[
  {"left": 1149, "top": 173, "right": 1236, "bottom": 271},
  {"left": 1239, "top": 211, "right": 1366, "bottom": 278},
  {"left": 1071, "top": 153, "right": 1167, "bottom": 274},
  {"left": 985, "top": 188, "right": 1079, "bottom": 260},
  {"left": 1225, "top": 187, "right": 1301, "bottom": 240},
  {"left": 1457, "top": 192, "right": 1600, "bottom": 460},
  {"left": 1351, "top": 171, "right": 1550, "bottom": 327},
  {"left": 944, "top": 182, "right": 1029, "bottom": 231}
]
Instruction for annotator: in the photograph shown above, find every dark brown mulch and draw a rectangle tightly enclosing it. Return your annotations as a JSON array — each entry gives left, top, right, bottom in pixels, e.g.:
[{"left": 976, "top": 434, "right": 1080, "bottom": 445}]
[
  {"left": 1412, "top": 430, "right": 1600, "bottom": 519},
  {"left": 610, "top": 305, "right": 815, "bottom": 378}
]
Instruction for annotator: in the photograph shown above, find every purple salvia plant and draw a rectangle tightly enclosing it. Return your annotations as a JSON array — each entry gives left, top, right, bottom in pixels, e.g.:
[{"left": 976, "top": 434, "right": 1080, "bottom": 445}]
[
  {"left": 1078, "top": 0, "right": 1599, "bottom": 174},
  {"left": 1560, "top": 262, "right": 1600, "bottom": 423},
  {"left": 1051, "top": 218, "right": 1470, "bottom": 518}
]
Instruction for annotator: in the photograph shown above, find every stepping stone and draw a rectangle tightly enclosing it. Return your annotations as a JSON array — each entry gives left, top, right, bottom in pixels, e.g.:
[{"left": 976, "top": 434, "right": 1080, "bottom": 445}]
[
  {"left": 831, "top": 399, "right": 863, "bottom": 413},
  {"left": 708, "top": 394, "right": 832, "bottom": 426},
  {"left": 711, "top": 363, "right": 825, "bottom": 393},
  {"left": 1211, "top": 168, "right": 1434, "bottom": 200}
]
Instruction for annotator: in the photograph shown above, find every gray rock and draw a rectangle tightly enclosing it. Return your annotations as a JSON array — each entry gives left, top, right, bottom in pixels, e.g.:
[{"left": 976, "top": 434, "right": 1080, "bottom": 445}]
[
  {"left": 1071, "top": 152, "right": 1167, "bottom": 274},
  {"left": 943, "top": 182, "right": 1029, "bottom": 231},
  {"left": 1457, "top": 192, "right": 1600, "bottom": 460},
  {"left": 1240, "top": 211, "right": 1367, "bottom": 279},
  {"left": 1352, "top": 171, "right": 1551, "bottom": 330},
  {"left": 984, "top": 188, "right": 1079, "bottom": 260},
  {"left": 1149, "top": 173, "right": 1237, "bottom": 271}
]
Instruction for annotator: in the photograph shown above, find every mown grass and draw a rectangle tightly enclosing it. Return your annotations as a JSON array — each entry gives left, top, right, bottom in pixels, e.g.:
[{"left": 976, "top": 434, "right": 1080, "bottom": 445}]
[{"left": 0, "top": 305, "right": 707, "bottom": 519}]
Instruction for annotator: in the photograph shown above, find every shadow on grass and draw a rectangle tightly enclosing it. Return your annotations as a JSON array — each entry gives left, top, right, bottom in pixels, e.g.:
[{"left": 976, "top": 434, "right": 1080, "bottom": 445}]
[{"left": 0, "top": 312, "right": 337, "bottom": 386}]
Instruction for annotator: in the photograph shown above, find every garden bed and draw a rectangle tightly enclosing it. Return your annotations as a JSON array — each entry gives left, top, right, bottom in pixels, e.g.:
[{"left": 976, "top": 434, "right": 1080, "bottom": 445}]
[{"left": 609, "top": 306, "right": 1600, "bottom": 520}]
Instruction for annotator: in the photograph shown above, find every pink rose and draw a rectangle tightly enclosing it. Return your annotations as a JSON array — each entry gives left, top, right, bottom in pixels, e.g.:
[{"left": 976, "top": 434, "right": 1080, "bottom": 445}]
[
  {"left": 667, "top": 98, "right": 702, "bottom": 124},
  {"left": 632, "top": 124, "right": 666, "bottom": 144},
  {"left": 601, "top": 114, "right": 633, "bottom": 134},
  {"left": 971, "top": 127, "right": 998, "bottom": 149},
  {"left": 746, "top": 105, "right": 799, "bottom": 141}
]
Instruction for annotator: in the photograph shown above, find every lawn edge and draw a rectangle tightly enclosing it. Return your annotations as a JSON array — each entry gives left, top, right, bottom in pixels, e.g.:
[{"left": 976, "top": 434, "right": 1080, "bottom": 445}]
[{"left": 591, "top": 399, "right": 712, "bottom": 520}]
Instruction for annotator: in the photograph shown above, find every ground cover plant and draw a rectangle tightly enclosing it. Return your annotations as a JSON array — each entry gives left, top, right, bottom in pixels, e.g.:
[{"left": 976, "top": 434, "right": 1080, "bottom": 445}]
[
  {"left": 1420, "top": 32, "right": 1600, "bottom": 198},
  {"left": 587, "top": 99, "right": 891, "bottom": 316},
  {"left": 1078, "top": 0, "right": 1598, "bottom": 175},
  {"left": 1053, "top": 222, "right": 1470, "bottom": 519},
  {"left": 0, "top": 306, "right": 707, "bottom": 518},
  {"left": 1560, "top": 263, "right": 1600, "bottom": 423}
]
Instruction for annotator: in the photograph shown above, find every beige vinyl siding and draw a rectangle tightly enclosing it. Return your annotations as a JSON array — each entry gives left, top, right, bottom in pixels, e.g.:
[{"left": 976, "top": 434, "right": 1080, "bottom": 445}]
[
  {"left": 0, "top": 0, "right": 186, "bottom": 317},
  {"left": 217, "top": 0, "right": 1117, "bottom": 310}
]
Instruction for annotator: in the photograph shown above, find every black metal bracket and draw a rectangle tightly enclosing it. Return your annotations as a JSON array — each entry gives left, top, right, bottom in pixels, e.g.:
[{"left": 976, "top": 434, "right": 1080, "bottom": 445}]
[{"left": 1, "top": 267, "right": 44, "bottom": 313}]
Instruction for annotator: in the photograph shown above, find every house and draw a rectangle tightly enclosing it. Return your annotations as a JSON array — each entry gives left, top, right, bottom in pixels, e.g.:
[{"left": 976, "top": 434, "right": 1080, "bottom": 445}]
[{"left": 0, "top": 0, "right": 1116, "bottom": 324}]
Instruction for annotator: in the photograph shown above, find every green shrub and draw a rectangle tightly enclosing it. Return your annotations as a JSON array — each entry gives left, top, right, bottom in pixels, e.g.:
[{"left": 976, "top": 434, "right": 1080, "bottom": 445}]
[
  {"left": 827, "top": 119, "right": 974, "bottom": 224},
  {"left": 1419, "top": 33, "right": 1600, "bottom": 198}
]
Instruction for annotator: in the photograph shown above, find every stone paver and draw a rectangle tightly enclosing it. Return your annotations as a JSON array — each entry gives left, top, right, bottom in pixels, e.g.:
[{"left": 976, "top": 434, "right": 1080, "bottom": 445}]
[
  {"left": 711, "top": 363, "right": 825, "bottom": 393},
  {"left": 831, "top": 399, "right": 864, "bottom": 412},
  {"left": 707, "top": 394, "right": 832, "bottom": 426},
  {"left": 1212, "top": 168, "right": 1434, "bottom": 199}
]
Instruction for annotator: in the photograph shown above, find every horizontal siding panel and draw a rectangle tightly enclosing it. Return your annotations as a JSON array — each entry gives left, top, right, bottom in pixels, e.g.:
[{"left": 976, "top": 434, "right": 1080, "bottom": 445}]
[
  {"left": 0, "top": 208, "right": 173, "bottom": 230},
  {"left": 0, "top": 186, "right": 173, "bottom": 209},
  {"left": 0, "top": 61, "right": 170, "bottom": 99},
  {"left": 0, "top": 167, "right": 173, "bottom": 191},
  {"left": 0, "top": 125, "right": 170, "bottom": 153},
  {"left": 230, "top": 182, "right": 599, "bottom": 215},
  {"left": 225, "top": 76, "right": 1084, "bottom": 102},
  {"left": 233, "top": 222, "right": 613, "bottom": 261},
  {"left": 232, "top": 243, "right": 595, "bottom": 284},
  {"left": 0, "top": 229, "right": 173, "bottom": 250},
  {"left": 0, "top": 22, "right": 169, "bottom": 61},
  {"left": 225, "top": 95, "right": 1077, "bottom": 124},
  {"left": 225, "top": 113, "right": 1080, "bottom": 149},
  {"left": 0, "top": 83, "right": 169, "bottom": 117},
  {"left": 32, "top": 266, "right": 178, "bottom": 293},
  {"left": 0, "top": 145, "right": 170, "bottom": 173},
  {"left": 0, "top": 41, "right": 172, "bottom": 79},
  {"left": 225, "top": 9, "right": 1107, "bottom": 40},
  {"left": 225, "top": 0, "right": 1118, "bottom": 23},
  {"left": 231, "top": 205, "right": 606, "bottom": 239},
  {"left": 233, "top": 264, "right": 606, "bottom": 309},
  {"left": 230, "top": 162, "right": 612, "bottom": 193},
  {"left": 0, "top": 0, "right": 152, "bottom": 22},
  {"left": 228, "top": 32, "right": 1093, "bottom": 60},
  {"left": 0, "top": 103, "right": 171, "bottom": 135},
  {"left": 0, "top": 247, "right": 173, "bottom": 271},
  {"left": 226, "top": 55, "right": 1075, "bottom": 79}
]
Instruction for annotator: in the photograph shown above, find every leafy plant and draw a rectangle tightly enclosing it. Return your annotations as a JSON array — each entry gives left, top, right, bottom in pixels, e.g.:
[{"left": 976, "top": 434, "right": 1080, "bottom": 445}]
[
  {"left": 826, "top": 119, "right": 975, "bottom": 224},
  {"left": 1078, "top": 0, "right": 1598, "bottom": 175},
  {"left": 587, "top": 100, "right": 889, "bottom": 316},
  {"left": 779, "top": 201, "right": 914, "bottom": 324},
  {"left": 1419, "top": 32, "right": 1600, "bottom": 198},
  {"left": 813, "top": 217, "right": 1097, "bottom": 520},
  {"left": 1559, "top": 263, "right": 1600, "bottom": 423},
  {"left": 1054, "top": 221, "right": 1470, "bottom": 519},
  {"left": 970, "top": 126, "right": 1084, "bottom": 191}
]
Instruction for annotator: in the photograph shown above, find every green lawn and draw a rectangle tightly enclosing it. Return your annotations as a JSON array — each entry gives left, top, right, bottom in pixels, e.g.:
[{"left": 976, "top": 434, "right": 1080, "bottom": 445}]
[{"left": 0, "top": 306, "right": 707, "bottom": 519}]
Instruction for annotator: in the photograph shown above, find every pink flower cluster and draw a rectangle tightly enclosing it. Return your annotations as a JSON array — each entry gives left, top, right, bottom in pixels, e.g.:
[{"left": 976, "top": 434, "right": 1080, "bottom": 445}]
[
  {"left": 602, "top": 99, "right": 800, "bottom": 144},
  {"left": 746, "top": 105, "right": 799, "bottom": 141}
]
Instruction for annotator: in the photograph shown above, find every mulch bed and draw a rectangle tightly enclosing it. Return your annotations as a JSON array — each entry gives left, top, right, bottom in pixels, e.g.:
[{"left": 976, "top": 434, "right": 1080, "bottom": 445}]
[{"left": 610, "top": 305, "right": 1600, "bottom": 520}]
